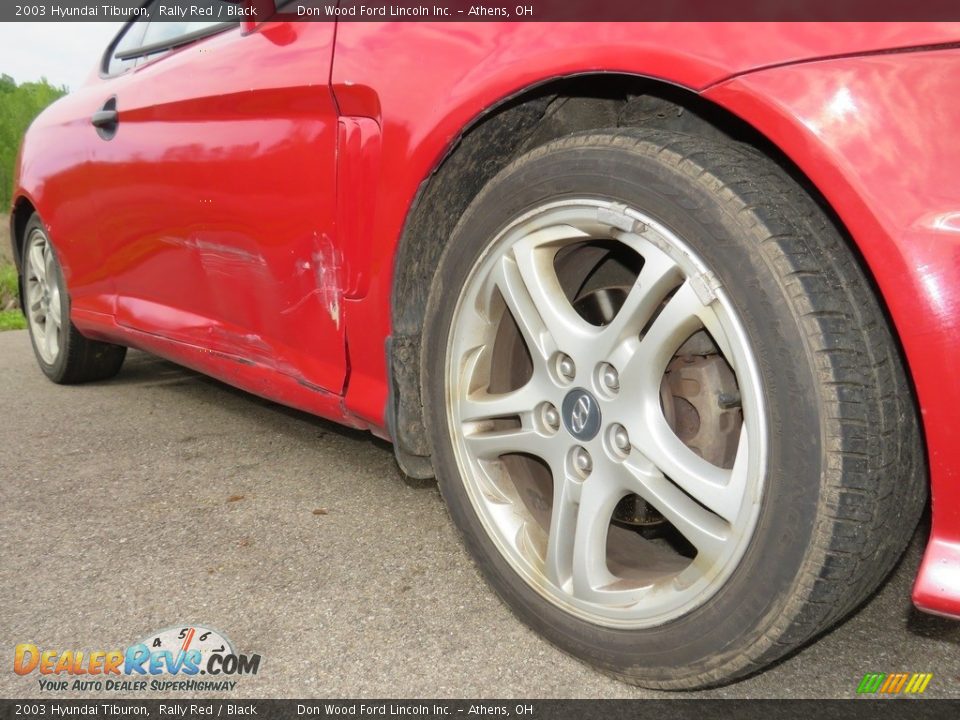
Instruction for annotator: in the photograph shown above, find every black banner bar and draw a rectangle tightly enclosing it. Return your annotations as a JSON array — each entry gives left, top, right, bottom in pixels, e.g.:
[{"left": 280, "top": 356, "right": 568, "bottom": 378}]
[
  {"left": 5, "top": 0, "right": 960, "bottom": 22},
  {"left": 1, "top": 700, "right": 960, "bottom": 720}
]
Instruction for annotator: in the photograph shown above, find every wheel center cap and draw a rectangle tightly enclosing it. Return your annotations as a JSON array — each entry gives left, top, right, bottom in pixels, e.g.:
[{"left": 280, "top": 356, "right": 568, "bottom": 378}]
[{"left": 562, "top": 388, "right": 601, "bottom": 441}]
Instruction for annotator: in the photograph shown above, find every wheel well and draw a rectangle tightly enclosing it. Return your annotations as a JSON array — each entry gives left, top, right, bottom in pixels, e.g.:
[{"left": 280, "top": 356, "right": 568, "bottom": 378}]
[
  {"left": 384, "top": 73, "right": 884, "bottom": 477},
  {"left": 10, "top": 196, "right": 36, "bottom": 269}
]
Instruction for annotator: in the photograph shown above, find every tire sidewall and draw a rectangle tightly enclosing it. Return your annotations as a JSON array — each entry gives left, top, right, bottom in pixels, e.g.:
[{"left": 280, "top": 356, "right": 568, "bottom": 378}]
[{"left": 422, "top": 135, "right": 824, "bottom": 683}]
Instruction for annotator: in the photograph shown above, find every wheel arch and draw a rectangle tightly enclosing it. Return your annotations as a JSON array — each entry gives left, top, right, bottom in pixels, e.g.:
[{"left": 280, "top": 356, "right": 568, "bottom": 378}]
[
  {"left": 10, "top": 194, "right": 37, "bottom": 271},
  {"left": 9, "top": 194, "right": 39, "bottom": 314}
]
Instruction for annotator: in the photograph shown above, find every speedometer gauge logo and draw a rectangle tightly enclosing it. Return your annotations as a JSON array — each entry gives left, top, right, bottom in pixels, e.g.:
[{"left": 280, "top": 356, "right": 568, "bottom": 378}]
[{"left": 138, "top": 625, "right": 235, "bottom": 671}]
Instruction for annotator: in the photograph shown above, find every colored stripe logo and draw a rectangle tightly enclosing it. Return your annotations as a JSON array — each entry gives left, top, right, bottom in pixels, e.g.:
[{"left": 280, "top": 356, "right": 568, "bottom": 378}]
[{"left": 857, "top": 672, "right": 933, "bottom": 694}]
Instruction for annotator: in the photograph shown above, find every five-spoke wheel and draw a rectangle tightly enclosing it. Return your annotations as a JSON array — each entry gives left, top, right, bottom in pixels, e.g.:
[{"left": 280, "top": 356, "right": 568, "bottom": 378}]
[
  {"left": 20, "top": 213, "right": 127, "bottom": 384},
  {"left": 423, "top": 129, "right": 924, "bottom": 688},
  {"left": 447, "top": 199, "right": 765, "bottom": 626},
  {"left": 24, "top": 226, "right": 63, "bottom": 365}
]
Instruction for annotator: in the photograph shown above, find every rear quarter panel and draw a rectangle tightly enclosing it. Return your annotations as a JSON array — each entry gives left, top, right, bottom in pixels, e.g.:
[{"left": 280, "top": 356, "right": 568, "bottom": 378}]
[
  {"left": 330, "top": 21, "right": 960, "bottom": 428},
  {"left": 705, "top": 50, "right": 960, "bottom": 617}
]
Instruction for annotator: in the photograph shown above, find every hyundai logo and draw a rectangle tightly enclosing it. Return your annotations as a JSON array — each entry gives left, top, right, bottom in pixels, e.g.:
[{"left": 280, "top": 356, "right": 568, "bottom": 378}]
[
  {"left": 571, "top": 395, "right": 592, "bottom": 434},
  {"left": 562, "top": 388, "right": 601, "bottom": 441}
]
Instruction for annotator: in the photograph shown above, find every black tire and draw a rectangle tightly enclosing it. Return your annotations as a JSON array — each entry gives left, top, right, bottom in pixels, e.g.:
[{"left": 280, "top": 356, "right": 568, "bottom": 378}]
[
  {"left": 21, "top": 213, "right": 126, "bottom": 384},
  {"left": 421, "top": 129, "right": 925, "bottom": 688}
]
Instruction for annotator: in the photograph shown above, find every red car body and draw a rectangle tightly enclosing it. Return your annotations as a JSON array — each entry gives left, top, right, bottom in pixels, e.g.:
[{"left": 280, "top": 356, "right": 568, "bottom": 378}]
[{"left": 10, "top": 20, "right": 960, "bottom": 619}]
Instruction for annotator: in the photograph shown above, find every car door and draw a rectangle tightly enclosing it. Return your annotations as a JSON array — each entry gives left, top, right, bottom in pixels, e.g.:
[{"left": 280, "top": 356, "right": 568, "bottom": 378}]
[{"left": 90, "top": 14, "right": 345, "bottom": 393}]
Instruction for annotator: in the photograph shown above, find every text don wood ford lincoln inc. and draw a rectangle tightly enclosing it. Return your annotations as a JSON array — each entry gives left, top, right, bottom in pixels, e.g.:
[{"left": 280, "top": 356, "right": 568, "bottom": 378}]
[{"left": 13, "top": 626, "right": 261, "bottom": 692}]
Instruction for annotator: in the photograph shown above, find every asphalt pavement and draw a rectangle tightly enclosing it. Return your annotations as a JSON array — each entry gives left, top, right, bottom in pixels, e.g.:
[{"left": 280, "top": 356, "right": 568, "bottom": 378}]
[{"left": 1, "top": 329, "right": 958, "bottom": 699}]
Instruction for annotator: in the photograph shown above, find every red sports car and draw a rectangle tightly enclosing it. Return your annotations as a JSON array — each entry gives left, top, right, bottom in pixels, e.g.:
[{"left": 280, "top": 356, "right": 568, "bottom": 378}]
[{"left": 10, "top": 9, "right": 960, "bottom": 688}]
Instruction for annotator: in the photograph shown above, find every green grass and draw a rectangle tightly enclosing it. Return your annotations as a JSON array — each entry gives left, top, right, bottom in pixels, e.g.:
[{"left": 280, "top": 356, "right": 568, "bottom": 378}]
[
  {"left": 0, "top": 261, "right": 25, "bottom": 331},
  {"left": 0, "top": 308, "right": 25, "bottom": 330},
  {"left": 0, "top": 262, "right": 17, "bottom": 295}
]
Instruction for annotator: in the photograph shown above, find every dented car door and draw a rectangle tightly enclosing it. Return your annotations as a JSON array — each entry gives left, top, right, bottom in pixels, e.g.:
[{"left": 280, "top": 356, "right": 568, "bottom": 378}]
[{"left": 93, "top": 19, "right": 345, "bottom": 393}]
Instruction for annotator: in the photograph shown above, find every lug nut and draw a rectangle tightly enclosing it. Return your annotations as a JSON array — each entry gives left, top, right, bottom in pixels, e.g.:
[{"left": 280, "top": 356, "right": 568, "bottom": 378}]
[
  {"left": 542, "top": 404, "right": 560, "bottom": 432},
  {"left": 601, "top": 363, "right": 620, "bottom": 393},
  {"left": 572, "top": 446, "right": 593, "bottom": 477},
  {"left": 612, "top": 424, "right": 631, "bottom": 454},
  {"left": 558, "top": 355, "right": 576, "bottom": 381}
]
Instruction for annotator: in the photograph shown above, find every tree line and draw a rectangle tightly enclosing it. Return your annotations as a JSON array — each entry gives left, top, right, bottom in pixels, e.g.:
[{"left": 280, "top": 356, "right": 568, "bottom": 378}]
[{"left": 0, "top": 74, "right": 68, "bottom": 211}]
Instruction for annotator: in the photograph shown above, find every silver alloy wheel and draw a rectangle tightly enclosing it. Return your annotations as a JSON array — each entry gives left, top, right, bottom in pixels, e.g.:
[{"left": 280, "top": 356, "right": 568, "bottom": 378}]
[
  {"left": 445, "top": 199, "right": 767, "bottom": 628},
  {"left": 24, "top": 228, "right": 63, "bottom": 365}
]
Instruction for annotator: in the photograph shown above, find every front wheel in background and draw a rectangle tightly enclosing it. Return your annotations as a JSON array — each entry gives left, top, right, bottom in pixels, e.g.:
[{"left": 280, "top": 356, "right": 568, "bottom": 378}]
[
  {"left": 422, "top": 129, "right": 925, "bottom": 688},
  {"left": 21, "top": 213, "right": 127, "bottom": 384}
]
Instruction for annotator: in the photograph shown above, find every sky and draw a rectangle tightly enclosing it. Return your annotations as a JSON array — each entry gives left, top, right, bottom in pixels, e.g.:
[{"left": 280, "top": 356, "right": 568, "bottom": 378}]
[{"left": 0, "top": 22, "right": 124, "bottom": 91}]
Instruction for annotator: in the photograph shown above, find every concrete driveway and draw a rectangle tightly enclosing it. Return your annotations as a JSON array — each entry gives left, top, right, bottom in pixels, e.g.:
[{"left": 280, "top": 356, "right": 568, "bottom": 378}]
[{"left": 1, "top": 329, "right": 958, "bottom": 699}]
